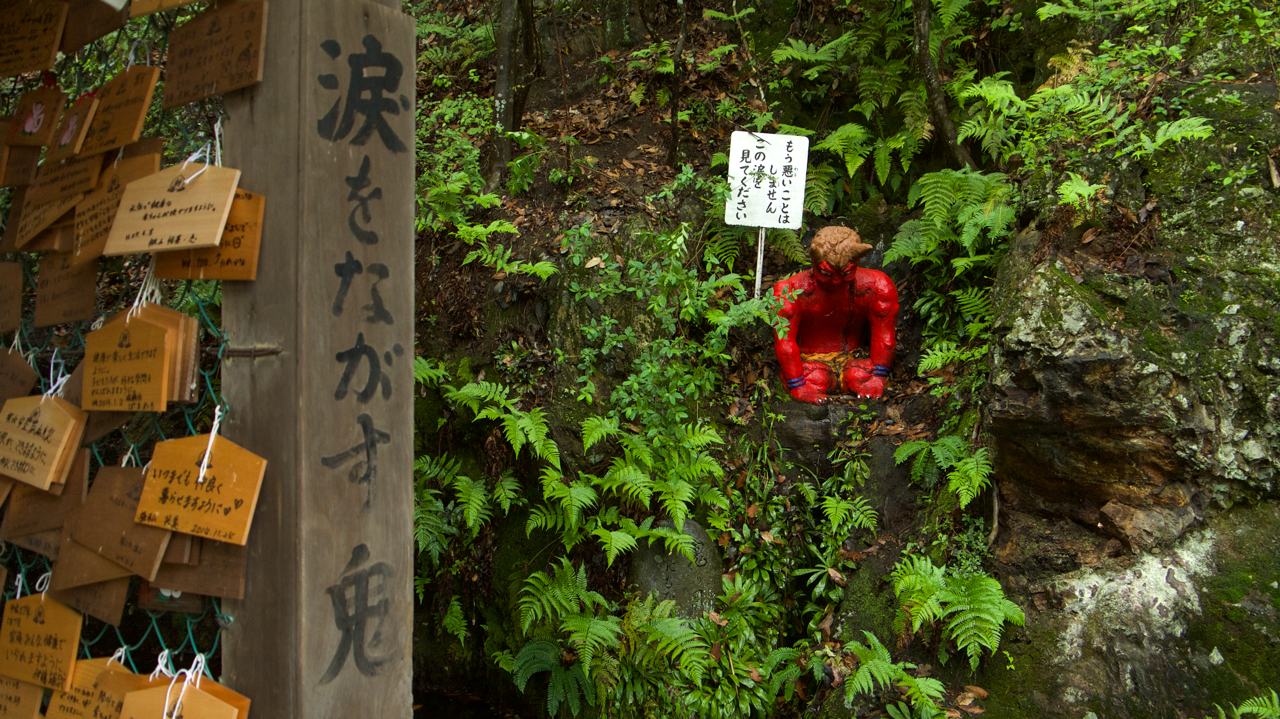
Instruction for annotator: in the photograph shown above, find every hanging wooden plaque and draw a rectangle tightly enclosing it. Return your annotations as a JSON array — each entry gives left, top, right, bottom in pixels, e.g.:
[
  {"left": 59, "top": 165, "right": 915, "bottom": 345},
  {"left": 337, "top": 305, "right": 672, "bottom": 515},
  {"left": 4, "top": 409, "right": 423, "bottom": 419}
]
[
  {"left": 72, "top": 149, "right": 162, "bottom": 266},
  {"left": 131, "top": 305, "right": 195, "bottom": 404},
  {"left": 0, "top": 396, "right": 87, "bottom": 491},
  {"left": 152, "top": 539, "right": 246, "bottom": 600},
  {"left": 0, "top": 262, "right": 21, "bottom": 334},
  {"left": 119, "top": 682, "right": 237, "bottom": 719},
  {"left": 7, "top": 86, "right": 65, "bottom": 148},
  {"left": 156, "top": 188, "right": 265, "bottom": 282},
  {"left": 0, "top": 350, "right": 37, "bottom": 402},
  {"left": 45, "top": 95, "right": 100, "bottom": 164},
  {"left": 130, "top": 0, "right": 199, "bottom": 17},
  {"left": 163, "top": 533, "right": 198, "bottom": 566},
  {"left": 0, "top": 1, "right": 69, "bottom": 77},
  {"left": 82, "top": 664, "right": 151, "bottom": 717},
  {"left": 103, "top": 163, "right": 241, "bottom": 256},
  {"left": 50, "top": 575, "right": 130, "bottom": 627},
  {"left": 0, "top": 449, "right": 88, "bottom": 539},
  {"left": 0, "top": 675, "right": 43, "bottom": 719},
  {"left": 27, "top": 154, "right": 102, "bottom": 206},
  {"left": 164, "top": 0, "right": 268, "bottom": 108},
  {"left": 45, "top": 657, "right": 116, "bottom": 719},
  {"left": 79, "top": 67, "right": 160, "bottom": 156},
  {"left": 60, "top": 0, "right": 128, "bottom": 55},
  {"left": 137, "top": 583, "right": 205, "bottom": 614},
  {"left": 70, "top": 467, "right": 171, "bottom": 581},
  {"left": 35, "top": 253, "right": 98, "bottom": 327},
  {"left": 0, "top": 594, "right": 82, "bottom": 691},
  {"left": 135, "top": 435, "right": 266, "bottom": 546},
  {"left": 1, "top": 146, "right": 39, "bottom": 187},
  {"left": 81, "top": 313, "right": 173, "bottom": 412},
  {"left": 15, "top": 192, "right": 84, "bottom": 249},
  {"left": 27, "top": 213, "right": 78, "bottom": 254},
  {"left": 59, "top": 363, "right": 132, "bottom": 444},
  {"left": 49, "top": 534, "right": 132, "bottom": 591},
  {"left": 10, "top": 528, "right": 61, "bottom": 559}
]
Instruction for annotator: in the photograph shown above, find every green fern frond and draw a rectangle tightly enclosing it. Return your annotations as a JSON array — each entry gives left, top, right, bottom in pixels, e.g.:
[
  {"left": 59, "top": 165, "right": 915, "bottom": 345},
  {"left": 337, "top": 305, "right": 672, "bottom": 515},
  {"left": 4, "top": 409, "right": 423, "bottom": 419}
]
[
  {"left": 592, "top": 527, "right": 640, "bottom": 567},
  {"left": 768, "top": 229, "right": 809, "bottom": 265},
  {"left": 562, "top": 613, "right": 622, "bottom": 679},
  {"left": 946, "top": 448, "right": 992, "bottom": 509},
  {"left": 443, "top": 596, "right": 468, "bottom": 646},
  {"left": 938, "top": 572, "right": 1025, "bottom": 671},
  {"left": 815, "top": 122, "right": 872, "bottom": 177}
]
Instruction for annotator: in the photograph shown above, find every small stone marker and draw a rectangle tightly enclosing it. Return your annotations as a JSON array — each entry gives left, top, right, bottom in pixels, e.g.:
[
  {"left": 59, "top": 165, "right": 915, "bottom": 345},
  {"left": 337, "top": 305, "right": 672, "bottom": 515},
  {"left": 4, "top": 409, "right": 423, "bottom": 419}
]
[
  {"left": 164, "top": 0, "right": 269, "bottom": 108},
  {"left": 0, "top": 674, "right": 43, "bottom": 719},
  {"left": 135, "top": 434, "right": 266, "bottom": 546},
  {"left": 72, "top": 147, "right": 162, "bottom": 266},
  {"left": 71, "top": 466, "right": 172, "bottom": 580},
  {"left": 6, "top": 86, "right": 65, "bottom": 148},
  {"left": 0, "top": 594, "right": 83, "bottom": 691},
  {"left": 0, "top": 262, "right": 21, "bottom": 333},
  {"left": 79, "top": 67, "right": 160, "bottom": 156},
  {"left": 35, "top": 253, "right": 98, "bottom": 327},
  {"left": 0, "top": 0, "right": 69, "bottom": 77},
  {"left": 103, "top": 163, "right": 241, "bottom": 255},
  {"left": 0, "top": 396, "right": 88, "bottom": 491},
  {"left": 155, "top": 188, "right": 265, "bottom": 281},
  {"left": 81, "top": 311, "right": 173, "bottom": 412}
]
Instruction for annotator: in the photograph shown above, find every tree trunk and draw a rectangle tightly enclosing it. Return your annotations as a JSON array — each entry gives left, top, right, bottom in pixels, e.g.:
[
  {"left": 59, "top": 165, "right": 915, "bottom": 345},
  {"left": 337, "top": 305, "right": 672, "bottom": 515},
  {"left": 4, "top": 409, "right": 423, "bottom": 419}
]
[
  {"left": 911, "top": 0, "right": 975, "bottom": 170},
  {"left": 491, "top": 0, "right": 520, "bottom": 186}
]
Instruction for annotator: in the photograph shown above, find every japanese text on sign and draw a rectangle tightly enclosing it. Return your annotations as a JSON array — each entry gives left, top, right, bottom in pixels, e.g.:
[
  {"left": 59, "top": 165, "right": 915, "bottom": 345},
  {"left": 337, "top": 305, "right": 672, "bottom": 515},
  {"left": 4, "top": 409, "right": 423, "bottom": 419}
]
[{"left": 723, "top": 131, "right": 809, "bottom": 230}]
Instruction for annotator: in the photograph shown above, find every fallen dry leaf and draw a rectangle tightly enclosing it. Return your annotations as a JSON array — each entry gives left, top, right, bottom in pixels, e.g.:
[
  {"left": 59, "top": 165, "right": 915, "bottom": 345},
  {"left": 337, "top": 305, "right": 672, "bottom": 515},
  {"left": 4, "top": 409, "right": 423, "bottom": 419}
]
[
  {"left": 827, "top": 567, "right": 847, "bottom": 586},
  {"left": 965, "top": 685, "right": 989, "bottom": 699}
]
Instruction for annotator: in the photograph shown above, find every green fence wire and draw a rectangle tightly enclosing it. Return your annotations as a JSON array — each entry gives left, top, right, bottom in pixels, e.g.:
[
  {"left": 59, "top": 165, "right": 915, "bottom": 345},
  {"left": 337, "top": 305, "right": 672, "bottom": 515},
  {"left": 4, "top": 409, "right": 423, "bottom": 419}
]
[{"left": 1, "top": 7, "right": 233, "bottom": 682}]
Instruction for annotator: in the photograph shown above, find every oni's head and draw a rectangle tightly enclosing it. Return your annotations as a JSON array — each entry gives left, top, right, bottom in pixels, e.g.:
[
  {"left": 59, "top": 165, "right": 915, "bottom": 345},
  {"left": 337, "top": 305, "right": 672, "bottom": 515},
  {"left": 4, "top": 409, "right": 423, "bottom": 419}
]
[{"left": 809, "top": 226, "right": 873, "bottom": 288}]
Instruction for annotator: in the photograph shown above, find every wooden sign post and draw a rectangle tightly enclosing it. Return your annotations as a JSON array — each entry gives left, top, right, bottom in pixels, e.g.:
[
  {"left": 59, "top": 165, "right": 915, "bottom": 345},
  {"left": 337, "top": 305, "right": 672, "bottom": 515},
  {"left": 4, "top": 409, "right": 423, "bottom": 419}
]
[
  {"left": 723, "top": 131, "right": 809, "bottom": 297},
  {"left": 220, "top": 1, "right": 413, "bottom": 717}
]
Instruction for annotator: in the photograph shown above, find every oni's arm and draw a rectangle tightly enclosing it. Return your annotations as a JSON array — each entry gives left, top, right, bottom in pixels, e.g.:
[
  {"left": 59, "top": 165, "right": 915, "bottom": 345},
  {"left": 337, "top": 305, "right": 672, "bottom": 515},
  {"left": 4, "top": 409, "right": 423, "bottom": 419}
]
[
  {"left": 865, "top": 271, "right": 899, "bottom": 370},
  {"left": 773, "top": 278, "right": 805, "bottom": 384}
]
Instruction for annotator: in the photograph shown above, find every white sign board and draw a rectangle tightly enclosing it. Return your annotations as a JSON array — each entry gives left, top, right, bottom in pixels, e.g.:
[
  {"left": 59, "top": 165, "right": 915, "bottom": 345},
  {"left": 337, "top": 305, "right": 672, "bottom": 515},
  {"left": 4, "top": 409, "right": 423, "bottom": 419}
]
[{"left": 724, "top": 131, "right": 808, "bottom": 230}]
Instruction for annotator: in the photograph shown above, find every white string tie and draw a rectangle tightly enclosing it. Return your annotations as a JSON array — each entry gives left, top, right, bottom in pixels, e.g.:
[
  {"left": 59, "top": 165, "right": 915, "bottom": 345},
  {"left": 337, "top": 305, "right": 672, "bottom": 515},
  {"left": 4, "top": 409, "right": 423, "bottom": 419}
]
[
  {"left": 108, "top": 647, "right": 128, "bottom": 666},
  {"left": 197, "top": 406, "right": 224, "bottom": 484},
  {"left": 128, "top": 257, "right": 163, "bottom": 321},
  {"left": 149, "top": 650, "right": 175, "bottom": 681},
  {"left": 181, "top": 144, "right": 212, "bottom": 185}
]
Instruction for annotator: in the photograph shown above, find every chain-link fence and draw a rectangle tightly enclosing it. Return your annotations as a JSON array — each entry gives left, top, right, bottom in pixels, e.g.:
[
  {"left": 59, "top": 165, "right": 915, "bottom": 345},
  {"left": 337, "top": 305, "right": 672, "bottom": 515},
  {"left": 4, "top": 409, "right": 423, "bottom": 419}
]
[{"left": 1, "top": 8, "right": 232, "bottom": 681}]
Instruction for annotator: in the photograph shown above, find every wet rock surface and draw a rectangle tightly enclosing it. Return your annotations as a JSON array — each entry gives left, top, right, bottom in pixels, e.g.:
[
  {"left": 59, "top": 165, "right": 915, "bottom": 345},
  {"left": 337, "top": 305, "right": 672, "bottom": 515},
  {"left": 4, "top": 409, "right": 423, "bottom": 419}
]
[{"left": 628, "top": 519, "right": 724, "bottom": 618}]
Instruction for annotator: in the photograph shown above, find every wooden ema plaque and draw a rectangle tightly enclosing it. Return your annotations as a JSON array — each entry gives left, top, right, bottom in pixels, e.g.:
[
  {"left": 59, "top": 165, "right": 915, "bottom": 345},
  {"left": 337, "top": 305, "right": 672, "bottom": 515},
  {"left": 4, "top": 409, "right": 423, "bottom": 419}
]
[
  {"left": 27, "top": 153, "right": 102, "bottom": 207},
  {"left": 48, "top": 533, "right": 132, "bottom": 591},
  {"left": 104, "top": 163, "right": 241, "bottom": 256},
  {"left": 156, "top": 188, "right": 265, "bottom": 282},
  {"left": 0, "top": 262, "right": 20, "bottom": 334},
  {"left": 0, "top": 594, "right": 82, "bottom": 691},
  {"left": 153, "top": 539, "right": 246, "bottom": 599},
  {"left": 0, "top": 450, "right": 88, "bottom": 540},
  {"left": 27, "top": 214, "right": 77, "bottom": 254},
  {"left": 135, "top": 434, "right": 267, "bottom": 546},
  {"left": 59, "top": 363, "right": 132, "bottom": 444},
  {"left": 15, "top": 192, "right": 84, "bottom": 249},
  {"left": 1, "top": 146, "right": 39, "bottom": 188},
  {"left": 0, "top": 1, "right": 69, "bottom": 77},
  {"left": 71, "top": 467, "right": 172, "bottom": 581},
  {"left": 60, "top": 0, "right": 128, "bottom": 55},
  {"left": 73, "top": 149, "right": 162, "bottom": 266},
  {"left": 0, "top": 396, "right": 88, "bottom": 491},
  {"left": 35, "top": 253, "right": 98, "bottom": 327},
  {"left": 165, "top": 0, "right": 268, "bottom": 108},
  {"left": 128, "top": 304, "right": 198, "bottom": 405},
  {"left": 120, "top": 682, "right": 238, "bottom": 719},
  {"left": 0, "top": 675, "right": 43, "bottom": 719},
  {"left": 45, "top": 657, "right": 117, "bottom": 719},
  {"left": 7, "top": 86, "right": 65, "bottom": 148},
  {"left": 49, "top": 576, "right": 129, "bottom": 627},
  {"left": 0, "top": 350, "right": 37, "bottom": 403},
  {"left": 79, "top": 67, "right": 160, "bottom": 156},
  {"left": 81, "top": 312, "right": 173, "bottom": 412},
  {"left": 45, "top": 95, "right": 100, "bottom": 164},
  {"left": 130, "top": 0, "right": 199, "bottom": 17}
]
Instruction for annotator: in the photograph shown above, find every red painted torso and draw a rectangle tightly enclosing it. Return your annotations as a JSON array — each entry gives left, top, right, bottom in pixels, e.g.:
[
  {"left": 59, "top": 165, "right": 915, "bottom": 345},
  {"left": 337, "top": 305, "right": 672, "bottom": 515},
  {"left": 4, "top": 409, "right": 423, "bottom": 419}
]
[{"left": 775, "top": 267, "right": 897, "bottom": 354}]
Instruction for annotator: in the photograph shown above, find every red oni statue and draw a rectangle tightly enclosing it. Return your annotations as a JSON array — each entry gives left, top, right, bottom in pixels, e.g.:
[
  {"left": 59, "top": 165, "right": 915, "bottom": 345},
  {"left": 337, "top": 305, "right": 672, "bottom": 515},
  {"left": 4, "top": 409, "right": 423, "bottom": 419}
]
[{"left": 773, "top": 226, "right": 900, "bottom": 404}]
